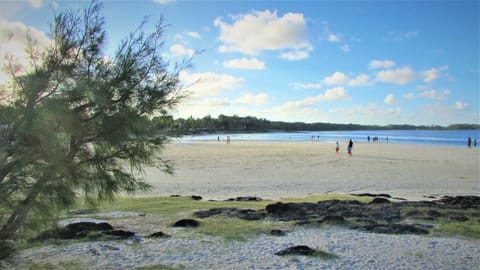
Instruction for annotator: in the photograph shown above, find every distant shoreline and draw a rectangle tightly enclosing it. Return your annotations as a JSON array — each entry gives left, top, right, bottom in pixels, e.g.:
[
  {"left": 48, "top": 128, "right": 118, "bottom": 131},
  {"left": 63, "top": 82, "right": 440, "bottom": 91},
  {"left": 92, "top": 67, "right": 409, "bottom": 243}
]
[{"left": 175, "top": 129, "right": 480, "bottom": 148}]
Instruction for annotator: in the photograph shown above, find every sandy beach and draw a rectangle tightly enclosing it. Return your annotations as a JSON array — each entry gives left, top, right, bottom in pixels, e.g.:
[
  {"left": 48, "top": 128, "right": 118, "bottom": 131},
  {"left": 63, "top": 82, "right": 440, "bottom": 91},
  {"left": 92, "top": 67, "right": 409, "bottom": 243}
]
[
  {"left": 5, "top": 141, "right": 480, "bottom": 269},
  {"left": 143, "top": 141, "right": 480, "bottom": 200}
]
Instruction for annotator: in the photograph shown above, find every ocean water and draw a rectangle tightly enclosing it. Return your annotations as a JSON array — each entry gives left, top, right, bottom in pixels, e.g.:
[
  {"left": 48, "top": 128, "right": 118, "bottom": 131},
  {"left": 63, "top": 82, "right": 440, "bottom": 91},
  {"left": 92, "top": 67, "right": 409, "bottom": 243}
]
[{"left": 178, "top": 129, "right": 480, "bottom": 147}]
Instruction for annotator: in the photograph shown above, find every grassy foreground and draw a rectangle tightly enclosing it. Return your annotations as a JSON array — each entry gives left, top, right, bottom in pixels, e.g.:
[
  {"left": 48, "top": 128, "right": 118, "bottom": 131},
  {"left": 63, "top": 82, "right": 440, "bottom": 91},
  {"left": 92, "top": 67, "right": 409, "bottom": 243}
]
[
  {"left": 5, "top": 194, "right": 479, "bottom": 270},
  {"left": 82, "top": 194, "right": 371, "bottom": 241},
  {"left": 76, "top": 194, "right": 480, "bottom": 240}
]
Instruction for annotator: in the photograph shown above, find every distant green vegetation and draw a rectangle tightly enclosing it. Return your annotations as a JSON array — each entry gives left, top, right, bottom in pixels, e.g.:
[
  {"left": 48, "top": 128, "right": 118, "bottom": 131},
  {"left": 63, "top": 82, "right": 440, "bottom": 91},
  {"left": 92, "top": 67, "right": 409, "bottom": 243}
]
[{"left": 152, "top": 114, "right": 480, "bottom": 135}]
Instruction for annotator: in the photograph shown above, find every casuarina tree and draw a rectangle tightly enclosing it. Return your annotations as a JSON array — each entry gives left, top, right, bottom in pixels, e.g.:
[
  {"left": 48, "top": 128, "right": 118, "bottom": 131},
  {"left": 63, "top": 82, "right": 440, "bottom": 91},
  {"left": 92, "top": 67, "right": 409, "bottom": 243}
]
[{"left": 0, "top": 0, "right": 186, "bottom": 251}]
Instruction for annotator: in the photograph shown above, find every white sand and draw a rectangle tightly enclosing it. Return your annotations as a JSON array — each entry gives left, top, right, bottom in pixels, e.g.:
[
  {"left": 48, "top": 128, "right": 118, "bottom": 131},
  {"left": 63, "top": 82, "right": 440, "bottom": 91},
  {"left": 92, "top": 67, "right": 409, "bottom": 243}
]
[
  {"left": 8, "top": 227, "right": 480, "bottom": 269},
  {"left": 143, "top": 141, "right": 480, "bottom": 200}
]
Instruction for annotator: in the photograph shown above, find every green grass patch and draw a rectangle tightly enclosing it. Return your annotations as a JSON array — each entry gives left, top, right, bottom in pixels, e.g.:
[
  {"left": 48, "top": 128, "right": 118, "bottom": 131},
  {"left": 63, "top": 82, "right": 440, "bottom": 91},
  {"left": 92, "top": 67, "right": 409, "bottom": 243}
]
[
  {"left": 69, "top": 194, "right": 480, "bottom": 241},
  {"left": 280, "top": 194, "right": 372, "bottom": 204},
  {"left": 196, "top": 217, "right": 290, "bottom": 241},
  {"left": 310, "top": 249, "right": 339, "bottom": 259},
  {"left": 72, "top": 194, "right": 364, "bottom": 241},
  {"left": 434, "top": 217, "right": 480, "bottom": 239},
  {"left": 24, "top": 261, "right": 83, "bottom": 270},
  {"left": 93, "top": 196, "right": 269, "bottom": 216}
]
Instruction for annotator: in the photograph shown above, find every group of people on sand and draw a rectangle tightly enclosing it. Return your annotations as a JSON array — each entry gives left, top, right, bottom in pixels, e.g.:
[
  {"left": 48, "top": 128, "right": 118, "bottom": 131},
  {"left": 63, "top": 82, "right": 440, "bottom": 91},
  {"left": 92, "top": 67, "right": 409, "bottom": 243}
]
[
  {"left": 367, "top": 135, "right": 388, "bottom": 143},
  {"left": 467, "top": 136, "right": 477, "bottom": 148},
  {"left": 336, "top": 139, "right": 354, "bottom": 156}
]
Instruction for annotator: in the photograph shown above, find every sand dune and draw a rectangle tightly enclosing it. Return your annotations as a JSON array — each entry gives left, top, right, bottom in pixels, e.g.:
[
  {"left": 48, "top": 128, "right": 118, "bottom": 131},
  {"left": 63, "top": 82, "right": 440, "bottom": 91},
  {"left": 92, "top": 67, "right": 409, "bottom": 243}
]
[{"left": 142, "top": 141, "right": 480, "bottom": 200}]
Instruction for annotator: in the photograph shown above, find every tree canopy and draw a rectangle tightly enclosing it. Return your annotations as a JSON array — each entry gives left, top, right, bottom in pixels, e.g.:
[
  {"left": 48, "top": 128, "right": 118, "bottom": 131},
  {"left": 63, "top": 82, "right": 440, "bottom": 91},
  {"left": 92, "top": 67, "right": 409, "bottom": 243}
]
[{"left": 0, "top": 0, "right": 184, "bottom": 251}]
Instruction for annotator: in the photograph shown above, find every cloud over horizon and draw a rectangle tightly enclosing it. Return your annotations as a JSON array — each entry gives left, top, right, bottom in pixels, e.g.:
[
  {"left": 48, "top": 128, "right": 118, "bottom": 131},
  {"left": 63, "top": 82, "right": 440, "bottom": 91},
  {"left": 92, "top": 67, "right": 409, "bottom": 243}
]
[{"left": 214, "top": 10, "right": 312, "bottom": 58}]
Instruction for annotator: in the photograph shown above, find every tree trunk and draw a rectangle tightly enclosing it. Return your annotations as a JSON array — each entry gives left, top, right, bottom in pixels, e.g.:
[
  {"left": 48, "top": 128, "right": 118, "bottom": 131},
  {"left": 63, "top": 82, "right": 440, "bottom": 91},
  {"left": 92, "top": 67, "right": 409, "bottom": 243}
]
[{"left": 0, "top": 188, "right": 39, "bottom": 240}]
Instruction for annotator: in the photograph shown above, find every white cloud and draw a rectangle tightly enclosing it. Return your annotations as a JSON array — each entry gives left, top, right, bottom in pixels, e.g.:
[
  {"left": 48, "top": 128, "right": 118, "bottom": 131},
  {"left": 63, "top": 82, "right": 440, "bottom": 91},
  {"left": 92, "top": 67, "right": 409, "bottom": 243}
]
[
  {"left": 384, "top": 94, "right": 395, "bottom": 105},
  {"left": 187, "top": 32, "right": 201, "bottom": 39},
  {"left": 276, "top": 87, "right": 350, "bottom": 110},
  {"left": 235, "top": 93, "right": 272, "bottom": 105},
  {"left": 376, "top": 67, "right": 415, "bottom": 84},
  {"left": 348, "top": 74, "right": 369, "bottom": 86},
  {"left": 340, "top": 44, "right": 350, "bottom": 52},
  {"left": 418, "top": 89, "right": 451, "bottom": 100},
  {"left": 423, "top": 65, "right": 448, "bottom": 83},
  {"left": 153, "top": 0, "right": 175, "bottom": 4},
  {"left": 174, "top": 97, "right": 231, "bottom": 119},
  {"left": 324, "top": 72, "right": 348, "bottom": 85},
  {"left": 423, "top": 68, "right": 439, "bottom": 83},
  {"left": 404, "top": 92, "right": 415, "bottom": 99},
  {"left": 455, "top": 101, "right": 469, "bottom": 110},
  {"left": 280, "top": 49, "right": 311, "bottom": 60},
  {"left": 368, "top": 59, "right": 395, "bottom": 69},
  {"left": 291, "top": 82, "right": 322, "bottom": 90},
  {"left": 214, "top": 10, "right": 312, "bottom": 56},
  {"left": 329, "top": 103, "right": 401, "bottom": 122},
  {"left": 0, "top": 20, "right": 51, "bottom": 86},
  {"left": 28, "top": 0, "right": 42, "bottom": 8},
  {"left": 404, "top": 88, "right": 451, "bottom": 100},
  {"left": 323, "top": 72, "right": 369, "bottom": 87},
  {"left": 328, "top": 34, "right": 341, "bottom": 42},
  {"left": 223, "top": 58, "right": 265, "bottom": 70},
  {"left": 169, "top": 44, "right": 196, "bottom": 57},
  {"left": 179, "top": 71, "right": 244, "bottom": 98}
]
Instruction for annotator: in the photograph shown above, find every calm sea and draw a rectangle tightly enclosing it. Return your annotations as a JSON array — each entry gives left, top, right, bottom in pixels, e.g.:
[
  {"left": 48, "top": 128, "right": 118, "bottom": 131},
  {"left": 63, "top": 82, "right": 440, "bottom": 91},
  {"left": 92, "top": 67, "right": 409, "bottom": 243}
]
[{"left": 178, "top": 130, "right": 480, "bottom": 147}]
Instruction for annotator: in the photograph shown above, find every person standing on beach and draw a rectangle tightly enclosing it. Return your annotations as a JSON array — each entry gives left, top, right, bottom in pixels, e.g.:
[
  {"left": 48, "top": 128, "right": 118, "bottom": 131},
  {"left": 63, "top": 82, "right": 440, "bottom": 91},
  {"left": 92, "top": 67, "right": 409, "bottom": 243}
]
[
  {"left": 336, "top": 142, "right": 340, "bottom": 154},
  {"left": 467, "top": 136, "right": 472, "bottom": 148},
  {"left": 347, "top": 139, "right": 353, "bottom": 156}
]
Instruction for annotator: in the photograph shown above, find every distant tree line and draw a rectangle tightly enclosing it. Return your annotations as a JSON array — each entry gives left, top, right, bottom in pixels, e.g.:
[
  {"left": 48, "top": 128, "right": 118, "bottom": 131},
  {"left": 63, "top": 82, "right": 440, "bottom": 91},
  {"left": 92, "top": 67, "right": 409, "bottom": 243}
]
[{"left": 152, "top": 114, "right": 480, "bottom": 135}]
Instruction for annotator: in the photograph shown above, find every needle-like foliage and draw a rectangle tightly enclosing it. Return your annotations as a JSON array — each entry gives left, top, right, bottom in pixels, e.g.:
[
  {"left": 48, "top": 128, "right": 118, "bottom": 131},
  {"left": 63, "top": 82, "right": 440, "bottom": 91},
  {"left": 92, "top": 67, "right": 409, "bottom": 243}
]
[{"left": 0, "top": 0, "right": 185, "bottom": 252}]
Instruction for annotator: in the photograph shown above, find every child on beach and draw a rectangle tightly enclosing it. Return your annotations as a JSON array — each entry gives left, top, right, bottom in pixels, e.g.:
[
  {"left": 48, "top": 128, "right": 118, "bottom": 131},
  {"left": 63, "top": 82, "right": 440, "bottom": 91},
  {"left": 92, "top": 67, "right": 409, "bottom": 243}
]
[
  {"left": 347, "top": 139, "right": 353, "bottom": 156},
  {"left": 336, "top": 142, "right": 340, "bottom": 154}
]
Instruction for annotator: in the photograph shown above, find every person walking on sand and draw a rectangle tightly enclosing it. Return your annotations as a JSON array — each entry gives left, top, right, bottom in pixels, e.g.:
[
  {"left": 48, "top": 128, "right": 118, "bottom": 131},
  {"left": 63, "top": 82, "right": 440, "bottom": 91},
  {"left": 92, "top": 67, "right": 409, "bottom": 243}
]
[
  {"left": 335, "top": 142, "right": 340, "bottom": 154},
  {"left": 347, "top": 139, "right": 353, "bottom": 156},
  {"left": 467, "top": 136, "right": 472, "bottom": 148}
]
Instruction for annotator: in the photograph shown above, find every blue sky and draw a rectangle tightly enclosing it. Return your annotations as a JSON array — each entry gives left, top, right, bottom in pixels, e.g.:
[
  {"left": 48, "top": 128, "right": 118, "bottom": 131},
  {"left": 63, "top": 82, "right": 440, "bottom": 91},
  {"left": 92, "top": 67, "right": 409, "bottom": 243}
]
[{"left": 1, "top": 0, "right": 479, "bottom": 125}]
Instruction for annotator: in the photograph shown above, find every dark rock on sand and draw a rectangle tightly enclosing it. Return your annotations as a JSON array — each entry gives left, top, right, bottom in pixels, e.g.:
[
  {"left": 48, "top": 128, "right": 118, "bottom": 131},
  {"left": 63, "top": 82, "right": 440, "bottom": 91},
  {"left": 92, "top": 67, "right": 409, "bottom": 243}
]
[
  {"left": 173, "top": 219, "right": 200, "bottom": 228},
  {"left": 102, "top": 229, "right": 135, "bottom": 238},
  {"left": 60, "top": 222, "right": 114, "bottom": 239},
  {"left": 225, "top": 196, "right": 263, "bottom": 202},
  {"left": 351, "top": 193, "right": 392, "bottom": 198},
  {"left": 194, "top": 208, "right": 265, "bottom": 220},
  {"left": 370, "top": 198, "right": 391, "bottom": 204},
  {"left": 192, "top": 195, "right": 479, "bottom": 237},
  {"left": 360, "top": 224, "right": 430, "bottom": 235},
  {"left": 275, "top": 245, "right": 317, "bottom": 256},
  {"left": 36, "top": 222, "right": 136, "bottom": 240},
  {"left": 148, "top": 231, "right": 171, "bottom": 238},
  {"left": 265, "top": 200, "right": 401, "bottom": 223},
  {"left": 68, "top": 209, "right": 94, "bottom": 215},
  {"left": 319, "top": 215, "right": 347, "bottom": 225},
  {"left": 435, "top": 196, "right": 480, "bottom": 210},
  {"left": 266, "top": 202, "right": 316, "bottom": 220},
  {"left": 270, "top": 229, "right": 286, "bottom": 236}
]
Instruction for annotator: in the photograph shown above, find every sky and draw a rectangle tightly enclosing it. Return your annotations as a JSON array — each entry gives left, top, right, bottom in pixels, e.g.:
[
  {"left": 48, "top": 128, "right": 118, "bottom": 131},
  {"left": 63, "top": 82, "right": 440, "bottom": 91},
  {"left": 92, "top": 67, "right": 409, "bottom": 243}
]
[{"left": 0, "top": 0, "right": 479, "bottom": 126}]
